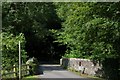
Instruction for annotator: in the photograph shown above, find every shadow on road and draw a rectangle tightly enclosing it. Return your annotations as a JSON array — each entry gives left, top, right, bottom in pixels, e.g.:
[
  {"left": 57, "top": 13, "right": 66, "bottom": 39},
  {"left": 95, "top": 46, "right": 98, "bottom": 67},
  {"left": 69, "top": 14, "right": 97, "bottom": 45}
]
[{"left": 39, "top": 64, "right": 65, "bottom": 74}]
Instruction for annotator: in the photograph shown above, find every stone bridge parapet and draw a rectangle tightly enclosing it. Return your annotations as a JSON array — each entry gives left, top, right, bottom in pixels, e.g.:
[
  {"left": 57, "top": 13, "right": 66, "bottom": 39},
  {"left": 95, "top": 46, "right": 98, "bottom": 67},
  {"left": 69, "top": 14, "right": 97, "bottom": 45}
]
[{"left": 60, "top": 58, "right": 103, "bottom": 77}]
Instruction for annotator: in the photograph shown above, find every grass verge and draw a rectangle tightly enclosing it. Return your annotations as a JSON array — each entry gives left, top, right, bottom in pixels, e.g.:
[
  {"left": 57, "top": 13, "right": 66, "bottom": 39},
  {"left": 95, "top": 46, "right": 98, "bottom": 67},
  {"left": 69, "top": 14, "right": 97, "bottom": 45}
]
[{"left": 22, "top": 75, "right": 39, "bottom": 80}]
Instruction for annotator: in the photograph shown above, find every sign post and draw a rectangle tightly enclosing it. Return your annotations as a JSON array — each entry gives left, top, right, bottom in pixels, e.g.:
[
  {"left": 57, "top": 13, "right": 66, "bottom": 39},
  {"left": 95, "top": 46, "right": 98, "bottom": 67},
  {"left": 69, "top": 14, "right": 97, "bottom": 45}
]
[{"left": 19, "top": 41, "right": 21, "bottom": 80}]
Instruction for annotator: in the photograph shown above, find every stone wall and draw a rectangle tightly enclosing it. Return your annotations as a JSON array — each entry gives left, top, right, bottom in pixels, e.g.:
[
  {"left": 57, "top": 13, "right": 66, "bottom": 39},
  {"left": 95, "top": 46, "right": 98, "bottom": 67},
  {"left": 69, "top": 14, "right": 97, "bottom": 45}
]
[{"left": 60, "top": 58, "right": 103, "bottom": 77}]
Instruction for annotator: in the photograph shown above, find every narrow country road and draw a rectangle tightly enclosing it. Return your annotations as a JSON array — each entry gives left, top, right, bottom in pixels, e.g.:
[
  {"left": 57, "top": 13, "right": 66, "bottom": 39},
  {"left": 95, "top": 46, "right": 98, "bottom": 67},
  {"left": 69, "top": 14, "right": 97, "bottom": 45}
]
[{"left": 38, "top": 64, "right": 93, "bottom": 80}]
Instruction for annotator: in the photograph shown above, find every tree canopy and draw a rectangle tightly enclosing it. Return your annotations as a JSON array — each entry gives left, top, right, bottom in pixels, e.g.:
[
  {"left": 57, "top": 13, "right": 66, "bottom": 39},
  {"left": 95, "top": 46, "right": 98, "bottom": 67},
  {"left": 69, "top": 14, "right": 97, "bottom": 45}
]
[
  {"left": 54, "top": 2, "right": 120, "bottom": 61},
  {"left": 53, "top": 2, "right": 120, "bottom": 79},
  {"left": 2, "top": 2, "right": 64, "bottom": 62}
]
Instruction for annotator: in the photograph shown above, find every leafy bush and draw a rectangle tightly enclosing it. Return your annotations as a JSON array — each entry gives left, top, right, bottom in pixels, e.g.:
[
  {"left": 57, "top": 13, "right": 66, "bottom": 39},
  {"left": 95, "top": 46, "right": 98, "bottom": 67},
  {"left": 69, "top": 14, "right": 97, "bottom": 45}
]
[{"left": 1, "top": 32, "right": 27, "bottom": 68}]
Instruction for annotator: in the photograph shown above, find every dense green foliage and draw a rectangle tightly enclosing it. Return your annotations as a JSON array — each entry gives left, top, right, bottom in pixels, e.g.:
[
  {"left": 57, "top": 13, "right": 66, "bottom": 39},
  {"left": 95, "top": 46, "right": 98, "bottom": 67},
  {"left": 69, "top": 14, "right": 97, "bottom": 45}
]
[
  {"left": 54, "top": 2, "right": 120, "bottom": 61},
  {"left": 2, "top": 2, "right": 120, "bottom": 79},
  {"left": 2, "top": 32, "right": 27, "bottom": 68},
  {"left": 54, "top": 2, "right": 120, "bottom": 79},
  {"left": 2, "top": 2, "right": 64, "bottom": 62}
]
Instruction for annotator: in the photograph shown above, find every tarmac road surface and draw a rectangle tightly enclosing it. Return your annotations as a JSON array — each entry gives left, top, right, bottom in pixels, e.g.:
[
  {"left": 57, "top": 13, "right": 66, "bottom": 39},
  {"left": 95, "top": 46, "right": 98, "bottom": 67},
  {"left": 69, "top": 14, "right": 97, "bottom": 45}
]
[{"left": 38, "top": 64, "right": 93, "bottom": 80}]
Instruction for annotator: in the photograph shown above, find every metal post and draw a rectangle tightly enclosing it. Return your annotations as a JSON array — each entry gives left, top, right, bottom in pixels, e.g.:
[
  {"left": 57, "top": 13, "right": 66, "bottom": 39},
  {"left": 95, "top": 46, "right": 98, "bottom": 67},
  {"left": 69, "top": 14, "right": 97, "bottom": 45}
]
[{"left": 19, "top": 41, "right": 21, "bottom": 80}]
